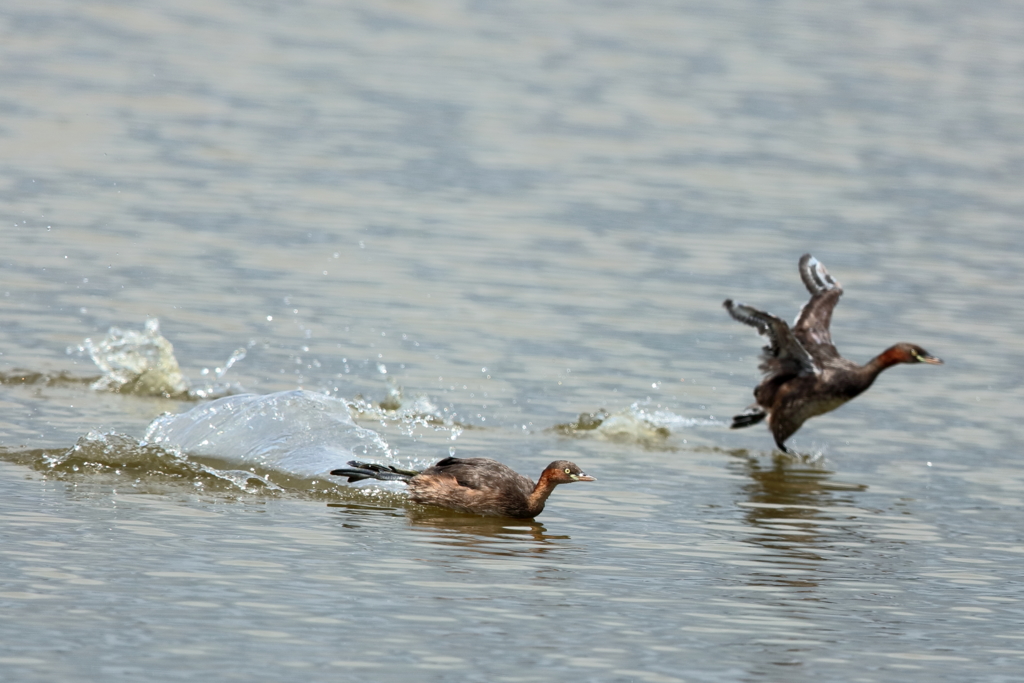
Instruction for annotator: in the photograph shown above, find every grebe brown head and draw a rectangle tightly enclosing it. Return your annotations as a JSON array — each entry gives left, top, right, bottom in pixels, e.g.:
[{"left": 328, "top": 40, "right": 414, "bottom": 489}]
[
  {"left": 889, "top": 343, "right": 943, "bottom": 365},
  {"left": 539, "top": 460, "right": 596, "bottom": 484}
]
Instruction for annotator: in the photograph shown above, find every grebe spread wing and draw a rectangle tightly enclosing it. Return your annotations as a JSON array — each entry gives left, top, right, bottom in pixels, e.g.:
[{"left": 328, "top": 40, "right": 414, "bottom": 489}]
[
  {"left": 723, "top": 299, "right": 816, "bottom": 377},
  {"left": 793, "top": 254, "right": 843, "bottom": 358}
]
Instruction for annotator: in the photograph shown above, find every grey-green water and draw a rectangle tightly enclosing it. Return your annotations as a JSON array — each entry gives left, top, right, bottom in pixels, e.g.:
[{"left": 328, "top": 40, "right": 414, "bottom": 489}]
[{"left": 3, "top": 1, "right": 1024, "bottom": 681}]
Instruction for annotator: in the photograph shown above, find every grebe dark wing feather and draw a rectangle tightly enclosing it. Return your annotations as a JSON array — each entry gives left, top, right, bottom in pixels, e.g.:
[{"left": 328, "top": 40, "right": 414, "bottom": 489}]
[
  {"left": 798, "top": 253, "right": 839, "bottom": 295},
  {"left": 793, "top": 254, "right": 843, "bottom": 356},
  {"left": 723, "top": 299, "right": 816, "bottom": 376},
  {"left": 424, "top": 457, "right": 534, "bottom": 495}
]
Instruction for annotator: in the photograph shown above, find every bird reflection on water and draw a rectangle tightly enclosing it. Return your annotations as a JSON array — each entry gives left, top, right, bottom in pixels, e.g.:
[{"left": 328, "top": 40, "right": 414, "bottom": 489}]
[
  {"left": 326, "top": 502, "right": 576, "bottom": 559},
  {"left": 730, "top": 453, "right": 869, "bottom": 588},
  {"left": 408, "top": 508, "right": 562, "bottom": 537}
]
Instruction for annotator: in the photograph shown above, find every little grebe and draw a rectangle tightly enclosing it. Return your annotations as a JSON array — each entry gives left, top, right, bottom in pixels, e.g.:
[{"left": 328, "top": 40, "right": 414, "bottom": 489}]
[
  {"left": 330, "top": 457, "right": 595, "bottom": 519},
  {"left": 724, "top": 254, "right": 942, "bottom": 452}
]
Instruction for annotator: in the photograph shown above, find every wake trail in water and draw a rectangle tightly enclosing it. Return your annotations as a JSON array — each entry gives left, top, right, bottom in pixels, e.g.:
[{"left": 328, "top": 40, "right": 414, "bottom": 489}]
[
  {"left": 144, "top": 390, "right": 393, "bottom": 479},
  {"left": 552, "top": 401, "right": 725, "bottom": 447}
]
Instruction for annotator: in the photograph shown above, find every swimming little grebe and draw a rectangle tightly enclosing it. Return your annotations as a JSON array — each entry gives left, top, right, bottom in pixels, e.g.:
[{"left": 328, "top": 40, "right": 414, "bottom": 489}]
[
  {"left": 330, "top": 457, "right": 595, "bottom": 518},
  {"left": 724, "top": 254, "right": 942, "bottom": 453}
]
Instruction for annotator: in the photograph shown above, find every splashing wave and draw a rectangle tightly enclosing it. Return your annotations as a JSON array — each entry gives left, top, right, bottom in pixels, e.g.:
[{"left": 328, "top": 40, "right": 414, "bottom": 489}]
[
  {"left": 144, "top": 390, "right": 393, "bottom": 479},
  {"left": 68, "top": 318, "right": 243, "bottom": 400},
  {"left": 552, "top": 402, "right": 724, "bottom": 447},
  {"left": 1, "top": 390, "right": 412, "bottom": 501}
]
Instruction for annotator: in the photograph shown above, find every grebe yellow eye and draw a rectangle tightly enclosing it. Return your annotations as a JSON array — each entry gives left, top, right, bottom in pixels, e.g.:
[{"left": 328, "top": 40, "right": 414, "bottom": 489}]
[{"left": 564, "top": 468, "right": 571, "bottom": 474}]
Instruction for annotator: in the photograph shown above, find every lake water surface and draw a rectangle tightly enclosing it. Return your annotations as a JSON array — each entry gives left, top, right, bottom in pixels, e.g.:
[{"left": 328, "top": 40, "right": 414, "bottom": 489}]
[{"left": 3, "top": 1, "right": 1024, "bottom": 681}]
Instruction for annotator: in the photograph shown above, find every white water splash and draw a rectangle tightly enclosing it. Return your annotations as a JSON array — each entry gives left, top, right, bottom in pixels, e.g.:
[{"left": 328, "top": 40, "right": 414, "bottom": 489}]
[
  {"left": 143, "top": 390, "right": 392, "bottom": 479},
  {"left": 73, "top": 319, "right": 246, "bottom": 400},
  {"left": 77, "top": 318, "right": 190, "bottom": 397},
  {"left": 624, "top": 402, "right": 724, "bottom": 431},
  {"left": 556, "top": 402, "right": 725, "bottom": 446}
]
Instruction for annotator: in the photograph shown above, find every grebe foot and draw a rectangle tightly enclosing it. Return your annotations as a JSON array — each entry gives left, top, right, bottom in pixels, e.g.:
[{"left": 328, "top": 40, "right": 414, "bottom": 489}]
[
  {"left": 731, "top": 406, "right": 767, "bottom": 429},
  {"left": 330, "top": 461, "right": 418, "bottom": 483}
]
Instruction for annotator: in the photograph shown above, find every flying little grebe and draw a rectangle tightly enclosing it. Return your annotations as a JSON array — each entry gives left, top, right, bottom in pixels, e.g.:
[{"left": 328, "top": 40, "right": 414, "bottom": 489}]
[
  {"left": 724, "top": 254, "right": 942, "bottom": 453},
  {"left": 330, "top": 457, "right": 595, "bottom": 518}
]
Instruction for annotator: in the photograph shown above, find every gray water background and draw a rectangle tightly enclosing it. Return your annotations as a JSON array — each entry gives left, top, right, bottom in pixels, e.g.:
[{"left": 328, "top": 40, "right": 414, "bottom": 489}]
[{"left": 2, "top": 1, "right": 1024, "bottom": 681}]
